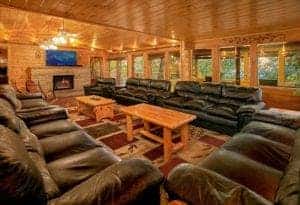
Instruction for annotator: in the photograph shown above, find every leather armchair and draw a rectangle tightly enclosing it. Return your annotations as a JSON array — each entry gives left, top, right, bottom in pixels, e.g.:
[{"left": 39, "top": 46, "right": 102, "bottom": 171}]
[{"left": 166, "top": 112, "right": 300, "bottom": 205}]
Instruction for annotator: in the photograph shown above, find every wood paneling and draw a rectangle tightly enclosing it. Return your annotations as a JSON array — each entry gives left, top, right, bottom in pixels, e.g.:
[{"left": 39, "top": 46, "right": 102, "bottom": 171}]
[
  {"left": 262, "top": 86, "right": 300, "bottom": 111},
  {"left": 0, "top": 6, "right": 177, "bottom": 51},
  {"left": 1, "top": 0, "right": 300, "bottom": 41}
]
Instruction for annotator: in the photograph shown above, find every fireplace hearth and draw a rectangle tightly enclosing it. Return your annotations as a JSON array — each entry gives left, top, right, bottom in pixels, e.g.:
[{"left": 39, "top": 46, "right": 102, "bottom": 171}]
[{"left": 53, "top": 75, "right": 74, "bottom": 90}]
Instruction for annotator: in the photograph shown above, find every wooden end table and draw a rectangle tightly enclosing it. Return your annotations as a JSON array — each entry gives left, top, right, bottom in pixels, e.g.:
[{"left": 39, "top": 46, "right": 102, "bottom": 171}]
[
  {"left": 76, "top": 95, "right": 115, "bottom": 122},
  {"left": 121, "top": 103, "right": 196, "bottom": 162}
]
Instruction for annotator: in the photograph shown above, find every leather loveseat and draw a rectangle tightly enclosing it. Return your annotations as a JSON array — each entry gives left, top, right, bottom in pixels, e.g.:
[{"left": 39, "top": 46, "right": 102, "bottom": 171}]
[
  {"left": 165, "top": 109, "right": 300, "bottom": 205},
  {"left": 162, "top": 81, "right": 265, "bottom": 135},
  {"left": 84, "top": 78, "right": 116, "bottom": 98},
  {"left": 0, "top": 84, "right": 163, "bottom": 205},
  {"left": 115, "top": 78, "right": 171, "bottom": 105}
]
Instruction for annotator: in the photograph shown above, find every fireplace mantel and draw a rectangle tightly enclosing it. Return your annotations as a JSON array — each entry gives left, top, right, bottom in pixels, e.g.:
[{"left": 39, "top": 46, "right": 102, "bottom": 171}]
[{"left": 29, "top": 66, "right": 91, "bottom": 97}]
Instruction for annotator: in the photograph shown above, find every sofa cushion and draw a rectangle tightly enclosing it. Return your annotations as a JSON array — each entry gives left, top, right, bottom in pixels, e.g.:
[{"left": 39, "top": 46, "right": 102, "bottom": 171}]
[
  {"left": 206, "top": 104, "right": 238, "bottom": 120},
  {"left": 275, "top": 132, "right": 300, "bottom": 205},
  {"left": 163, "top": 97, "right": 187, "bottom": 108},
  {"left": 96, "top": 78, "right": 115, "bottom": 85},
  {"left": 40, "top": 130, "right": 101, "bottom": 162},
  {"left": 175, "top": 81, "right": 201, "bottom": 94},
  {"left": 150, "top": 80, "right": 170, "bottom": 91},
  {"left": 166, "top": 164, "right": 272, "bottom": 205},
  {"left": 0, "top": 125, "right": 47, "bottom": 205},
  {"left": 48, "top": 159, "right": 163, "bottom": 205},
  {"left": 242, "top": 121, "right": 296, "bottom": 146},
  {"left": 126, "top": 78, "right": 139, "bottom": 89},
  {"left": 21, "top": 98, "right": 49, "bottom": 109},
  {"left": 0, "top": 84, "right": 22, "bottom": 110},
  {"left": 253, "top": 109, "right": 300, "bottom": 130},
  {"left": 17, "top": 106, "right": 68, "bottom": 126},
  {"left": 19, "top": 119, "right": 44, "bottom": 155},
  {"left": 223, "top": 133, "right": 291, "bottom": 171},
  {"left": 0, "top": 98, "right": 20, "bottom": 132},
  {"left": 30, "top": 119, "right": 81, "bottom": 139},
  {"left": 183, "top": 99, "right": 214, "bottom": 111},
  {"left": 139, "top": 79, "right": 151, "bottom": 88},
  {"left": 200, "top": 149, "right": 283, "bottom": 201},
  {"left": 222, "top": 84, "right": 262, "bottom": 103},
  {"left": 200, "top": 83, "right": 222, "bottom": 96},
  {"left": 28, "top": 152, "right": 61, "bottom": 199},
  {"left": 48, "top": 147, "right": 120, "bottom": 191}
]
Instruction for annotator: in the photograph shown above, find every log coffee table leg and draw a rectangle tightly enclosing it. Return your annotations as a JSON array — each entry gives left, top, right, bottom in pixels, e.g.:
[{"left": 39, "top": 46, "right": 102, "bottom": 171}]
[
  {"left": 163, "top": 127, "right": 173, "bottom": 162},
  {"left": 126, "top": 115, "right": 133, "bottom": 141},
  {"left": 180, "top": 124, "right": 189, "bottom": 148},
  {"left": 144, "top": 120, "right": 150, "bottom": 131}
]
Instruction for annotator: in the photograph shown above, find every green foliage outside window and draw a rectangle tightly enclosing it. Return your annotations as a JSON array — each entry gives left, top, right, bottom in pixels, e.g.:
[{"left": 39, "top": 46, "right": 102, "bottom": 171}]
[
  {"left": 109, "top": 59, "right": 127, "bottom": 86},
  {"left": 258, "top": 57, "right": 278, "bottom": 80},
  {"left": 109, "top": 60, "right": 118, "bottom": 79},
  {"left": 193, "top": 58, "right": 212, "bottom": 81},
  {"left": 285, "top": 54, "right": 299, "bottom": 82},
  {"left": 120, "top": 60, "right": 128, "bottom": 86},
  {"left": 133, "top": 56, "right": 144, "bottom": 78},
  {"left": 151, "top": 57, "right": 164, "bottom": 80},
  {"left": 220, "top": 58, "right": 236, "bottom": 81}
]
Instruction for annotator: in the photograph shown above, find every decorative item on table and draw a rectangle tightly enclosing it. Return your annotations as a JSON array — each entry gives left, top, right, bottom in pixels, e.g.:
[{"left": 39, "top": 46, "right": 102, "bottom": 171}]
[{"left": 90, "top": 95, "right": 102, "bottom": 100}]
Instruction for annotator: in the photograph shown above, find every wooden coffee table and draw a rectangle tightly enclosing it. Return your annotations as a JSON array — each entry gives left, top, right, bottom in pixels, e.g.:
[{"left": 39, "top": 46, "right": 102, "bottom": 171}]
[
  {"left": 76, "top": 95, "right": 115, "bottom": 122},
  {"left": 121, "top": 103, "right": 196, "bottom": 162}
]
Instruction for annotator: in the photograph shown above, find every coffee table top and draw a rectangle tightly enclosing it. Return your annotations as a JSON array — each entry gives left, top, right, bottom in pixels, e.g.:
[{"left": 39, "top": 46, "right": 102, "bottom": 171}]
[
  {"left": 76, "top": 95, "right": 115, "bottom": 106},
  {"left": 120, "top": 103, "right": 196, "bottom": 129}
]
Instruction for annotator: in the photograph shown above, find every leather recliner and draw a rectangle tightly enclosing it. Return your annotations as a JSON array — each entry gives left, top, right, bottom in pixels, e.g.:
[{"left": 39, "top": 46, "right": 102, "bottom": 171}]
[
  {"left": 0, "top": 84, "right": 164, "bottom": 205},
  {"left": 162, "top": 81, "right": 265, "bottom": 135},
  {"left": 165, "top": 110, "right": 300, "bottom": 205},
  {"left": 84, "top": 78, "right": 116, "bottom": 98},
  {"left": 115, "top": 78, "right": 171, "bottom": 105}
]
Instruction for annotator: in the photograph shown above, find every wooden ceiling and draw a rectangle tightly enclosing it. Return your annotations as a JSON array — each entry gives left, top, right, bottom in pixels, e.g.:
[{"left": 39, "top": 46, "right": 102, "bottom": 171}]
[
  {"left": 0, "top": 6, "right": 177, "bottom": 51},
  {"left": 0, "top": 0, "right": 300, "bottom": 42}
]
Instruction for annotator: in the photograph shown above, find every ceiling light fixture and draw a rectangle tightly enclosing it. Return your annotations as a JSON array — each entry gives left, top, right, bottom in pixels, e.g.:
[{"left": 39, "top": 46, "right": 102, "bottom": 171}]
[{"left": 40, "top": 19, "right": 78, "bottom": 50}]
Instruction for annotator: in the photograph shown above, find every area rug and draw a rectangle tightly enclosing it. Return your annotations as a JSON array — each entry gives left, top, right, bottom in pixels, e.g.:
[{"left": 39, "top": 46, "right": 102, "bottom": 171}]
[{"left": 50, "top": 96, "right": 230, "bottom": 175}]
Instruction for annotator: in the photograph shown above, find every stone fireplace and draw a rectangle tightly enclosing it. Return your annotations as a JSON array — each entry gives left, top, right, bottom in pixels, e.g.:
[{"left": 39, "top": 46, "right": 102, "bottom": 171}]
[
  {"left": 53, "top": 75, "right": 74, "bottom": 90},
  {"left": 29, "top": 66, "right": 90, "bottom": 97}
]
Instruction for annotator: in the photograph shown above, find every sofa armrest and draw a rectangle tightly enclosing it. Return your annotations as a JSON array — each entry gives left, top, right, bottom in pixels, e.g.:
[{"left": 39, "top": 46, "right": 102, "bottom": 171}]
[
  {"left": 17, "top": 106, "right": 68, "bottom": 126},
  {"left": 165, "top": 163, "right": 272, "bottom": 205},
  {"left": 237, "top": 102, "right": 266, "bottom": 114},
  {"left": 48, "top": 158, "right": 163, "bottom": 205},
  {"left": 16, "top": 92, "right": 43, "bottom": 100}
]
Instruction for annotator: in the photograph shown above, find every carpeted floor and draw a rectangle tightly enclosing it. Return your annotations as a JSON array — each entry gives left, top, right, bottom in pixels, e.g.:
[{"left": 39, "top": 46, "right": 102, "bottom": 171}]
[{"left": 50, "top": 97, "right": 230, "bottom": 176}]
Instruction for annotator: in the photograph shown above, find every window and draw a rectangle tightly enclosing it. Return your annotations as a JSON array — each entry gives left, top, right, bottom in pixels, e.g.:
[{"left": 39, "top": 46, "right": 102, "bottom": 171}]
[
  {"left": 220, "top": 46, "right": 249, "bottom": 85},
  {"left": 150, "top": 55, "right": 164, "bottom": 80},
  {"left": 257, "top": 43, "right": 300, "bottom": 87},
  {"left": 119, "top": 59, "right": 128, "bottom": 86},
  {"left": 133, "top": 56, "right": 144, "bottom": 78},
  {"left": 109, "top": 60, "right": 118, "bottom": 79},
  {"left": 108, "top": 59, "right": 128, "bottom": 86},
  {"left": 192, "top": 49, "right": 212, "bottom": 82},
  {"left": 169, "top": 52, "right": 180, "bottom": 80}
]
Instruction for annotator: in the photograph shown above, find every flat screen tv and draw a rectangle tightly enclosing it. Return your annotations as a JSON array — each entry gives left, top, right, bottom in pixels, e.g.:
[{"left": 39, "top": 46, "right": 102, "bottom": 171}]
[{"left": 46, "top": 50, "right": 77, "bottom": 66}]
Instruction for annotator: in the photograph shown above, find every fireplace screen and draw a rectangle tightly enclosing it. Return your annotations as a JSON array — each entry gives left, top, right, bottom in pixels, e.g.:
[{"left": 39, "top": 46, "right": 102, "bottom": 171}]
[{"left": 53, "top": 75, "right": 74, "bottom": 90}]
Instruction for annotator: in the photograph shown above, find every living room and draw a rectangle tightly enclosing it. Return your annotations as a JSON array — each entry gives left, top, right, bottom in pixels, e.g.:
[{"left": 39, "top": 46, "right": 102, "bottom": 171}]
[{"left": 0, "top": 1, "right": 299, "bottom": 205}]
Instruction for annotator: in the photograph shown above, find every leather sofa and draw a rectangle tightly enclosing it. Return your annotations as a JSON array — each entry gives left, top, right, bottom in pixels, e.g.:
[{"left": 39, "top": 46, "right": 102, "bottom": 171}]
[
  {"left": 115, "top": 78, "right": 171, "bottom": 105},
  {"left": 84, "top": 78, "right": 116, "bottom": 98},
  {"left": 165, "top": 110, "right": 300, "bottom": 205},
  {"left": 0, "top": 84, "right": 163, "bottom": 205},
  {"left": 162, "top": 81, "right": 265, "bottom": 135}
]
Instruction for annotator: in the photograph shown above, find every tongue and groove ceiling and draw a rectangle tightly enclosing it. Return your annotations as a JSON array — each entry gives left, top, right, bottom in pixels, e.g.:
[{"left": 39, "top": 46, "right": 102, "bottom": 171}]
[{"left": 0, "top": 0, "right": 300, "bottom": 50}]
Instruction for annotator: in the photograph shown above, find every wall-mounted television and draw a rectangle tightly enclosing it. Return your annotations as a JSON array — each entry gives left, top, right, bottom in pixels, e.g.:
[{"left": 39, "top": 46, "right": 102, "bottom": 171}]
[{"left": 46, "top": 50, "right": 77, "bottom": 66}]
